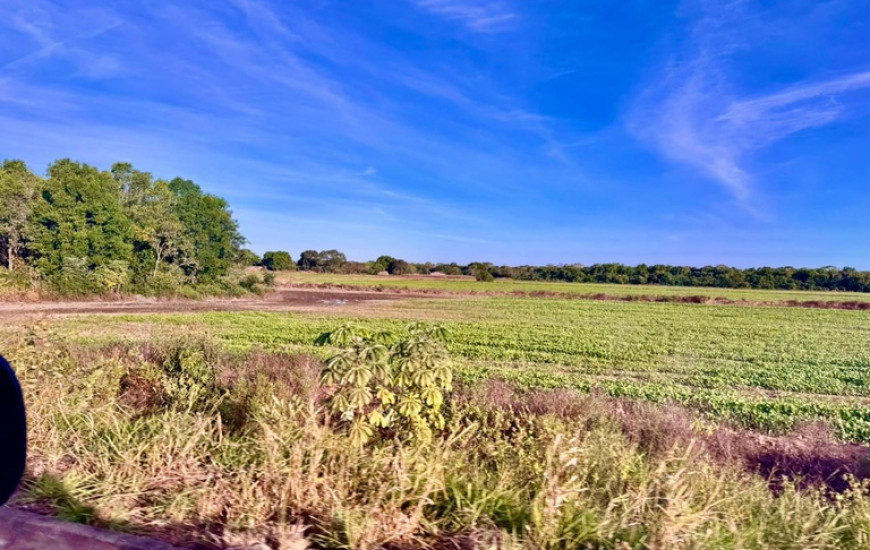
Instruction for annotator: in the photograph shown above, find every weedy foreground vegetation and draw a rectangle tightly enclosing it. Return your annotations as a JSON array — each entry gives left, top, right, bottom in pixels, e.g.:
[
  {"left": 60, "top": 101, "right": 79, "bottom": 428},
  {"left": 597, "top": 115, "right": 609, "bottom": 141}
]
[{"left": 4, "top": 279, "right": 870, "bottom": 550}]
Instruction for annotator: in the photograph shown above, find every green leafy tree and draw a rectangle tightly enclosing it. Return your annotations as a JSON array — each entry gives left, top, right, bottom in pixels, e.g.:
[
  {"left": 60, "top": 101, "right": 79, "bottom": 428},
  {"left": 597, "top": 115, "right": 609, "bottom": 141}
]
[
  {"left": 0, "top": 160, "right": 39, "bottom": 270},
  {"left": 319, "top": 249, "right": 347, "bottom": 272},
  {"left": 93, "top": 260, "right": 131, "bottom": 293},
  {"left": 29, "top": 160, "right": 133, "bottom": 279},
  {"left": 388, "top": 259, "right": 415, "bottom": 275},
  {"left": 316, "top": 323, "right": 453, "bottom": 445},
  {"left": 297, "top": 250, "right": 320, "bottom": 271},
  {"left": 235, "top": 248, "right": 262, "bottom": 267},
  {"left": 168, "top": 178, "right": 243, "bottom": 282},
  {"left": 55, "top": 256, "right": 96, "bottom": 294},
  {"left": 297, "top": 249, "right": 347, "bottom": 272},
  {"left": 262, "top": 250, "right": 294, "bottom": 271},
  {"left": 371, "top": 255, "right": 396, "bottom": 274},
  {"left": 113, "top": 163, "right": 189, "bottom": 281}
]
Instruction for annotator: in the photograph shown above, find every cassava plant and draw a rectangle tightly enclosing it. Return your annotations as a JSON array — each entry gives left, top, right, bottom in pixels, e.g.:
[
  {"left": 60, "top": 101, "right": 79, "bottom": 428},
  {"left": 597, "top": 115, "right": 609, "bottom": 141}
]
[{"left": 316, "top": 322, "right": 453, "bottom": 445}]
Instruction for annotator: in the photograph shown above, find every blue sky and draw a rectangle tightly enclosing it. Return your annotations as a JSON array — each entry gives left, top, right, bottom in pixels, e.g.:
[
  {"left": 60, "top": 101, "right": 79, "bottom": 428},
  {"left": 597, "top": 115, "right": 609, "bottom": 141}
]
[{"left": 1, "top": 0, "right": 868, "bottom": 268}]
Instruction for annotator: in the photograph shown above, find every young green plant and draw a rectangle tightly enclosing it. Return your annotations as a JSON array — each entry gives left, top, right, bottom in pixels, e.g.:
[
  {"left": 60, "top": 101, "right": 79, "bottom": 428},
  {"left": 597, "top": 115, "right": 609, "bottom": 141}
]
[{"left": 316, "top": 322, "right": 453, "bottom": 445}]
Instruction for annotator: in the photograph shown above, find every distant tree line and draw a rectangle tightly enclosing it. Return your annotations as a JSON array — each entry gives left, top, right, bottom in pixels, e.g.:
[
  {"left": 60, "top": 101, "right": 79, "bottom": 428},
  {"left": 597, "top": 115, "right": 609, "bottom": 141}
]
[
  {"left": 0, "top": 158, "right": 269, "bottom": 295},
  {"left": 4, "top": 157, "right": 866, "bottom": 294},
  {"left": 269, "top": 248, "right": 870, "bottom": 292}
]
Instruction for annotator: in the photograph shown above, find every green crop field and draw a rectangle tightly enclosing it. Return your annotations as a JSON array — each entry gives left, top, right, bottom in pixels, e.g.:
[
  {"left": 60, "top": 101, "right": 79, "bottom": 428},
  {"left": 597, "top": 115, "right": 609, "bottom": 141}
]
[
  {"left": 279, "top": 271, "right": 870, "bottom": 303},
  {"left": 9, "top": 278, "right": 870, "bottom": 549},
  {"left": 57, "top": 291, "right": 870, "bottom": 441}
]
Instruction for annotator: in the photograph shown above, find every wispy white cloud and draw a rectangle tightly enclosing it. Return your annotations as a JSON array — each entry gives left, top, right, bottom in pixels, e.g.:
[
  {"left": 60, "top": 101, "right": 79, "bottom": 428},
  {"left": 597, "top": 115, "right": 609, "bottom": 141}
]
[
  {"left": 412, "top": 0, "right": 516, "bottom": 32},
  {"left": 627, "top": 2, "right": 870, "bottom": 208},
  {"left": 0, "top": 0, "right": 597, "bottom": 260},
  {"left": 0, "top": 1, "right": 124, "bottom": 74}
]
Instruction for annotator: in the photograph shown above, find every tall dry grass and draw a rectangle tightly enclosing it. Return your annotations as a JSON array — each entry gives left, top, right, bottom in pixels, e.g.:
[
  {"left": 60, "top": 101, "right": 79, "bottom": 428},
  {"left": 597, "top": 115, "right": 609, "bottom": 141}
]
[{"left": 7, "top": 328, "right": 870, "bottom": 549}]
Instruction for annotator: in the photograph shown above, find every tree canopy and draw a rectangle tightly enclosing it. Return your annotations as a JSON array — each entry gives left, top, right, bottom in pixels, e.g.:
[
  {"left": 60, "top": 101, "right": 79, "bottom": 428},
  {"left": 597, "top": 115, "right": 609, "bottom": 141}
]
[
  {"left": 262, "top": 251, "right": 295, "bottom": 271},
  {"left": 297, "top": 249, "right": 347, "bottom": 272},
  {"left": 0, "top": 158, "right": 246, "bottom": 294}
]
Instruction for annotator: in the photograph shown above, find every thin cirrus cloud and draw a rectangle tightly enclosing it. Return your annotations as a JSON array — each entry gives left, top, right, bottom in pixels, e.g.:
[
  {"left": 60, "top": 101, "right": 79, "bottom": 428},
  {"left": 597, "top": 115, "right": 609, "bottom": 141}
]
[
  {"left": 2, "top": 0, "right": 869, "bottom": 266},
  {"left": 412, "top": 0, "right": 516, "bottom": 32},
  {"left": 627, "top": 3, "right": 870, "bottom": 210}
]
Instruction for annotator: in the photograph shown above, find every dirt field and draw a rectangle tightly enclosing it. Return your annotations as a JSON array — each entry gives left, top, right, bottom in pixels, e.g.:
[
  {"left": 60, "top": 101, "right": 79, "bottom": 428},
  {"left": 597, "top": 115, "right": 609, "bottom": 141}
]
[{"left": 0, "top": 287, "right": 423, "bottom": 319}]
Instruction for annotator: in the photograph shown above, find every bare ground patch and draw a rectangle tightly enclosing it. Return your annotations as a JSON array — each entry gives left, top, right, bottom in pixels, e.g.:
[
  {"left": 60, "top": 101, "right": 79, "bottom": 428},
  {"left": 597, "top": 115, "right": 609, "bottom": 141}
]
[{"left": 0, "top": 288, "right": 430, "bottom": 320}]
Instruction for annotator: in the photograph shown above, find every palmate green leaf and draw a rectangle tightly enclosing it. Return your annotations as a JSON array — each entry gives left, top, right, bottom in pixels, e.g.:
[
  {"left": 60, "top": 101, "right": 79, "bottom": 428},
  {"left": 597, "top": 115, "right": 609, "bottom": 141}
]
[
  {"left": 332, "top": 392, "right": 351, "bottom": 414},
  {"left": 412, "top": 370, "right": 436, "bottom": 387},
  {"left": 394, "top": 372, "right": 413, "bottom": 387},
  {"left": 434, "top": 365, "right": 453, "bottom": 385},
  {"left": 326, "top": 352, "right": 353, "bottom": 372},
  {"left": 349, "top": 418, "right": 374, "bottom": 446},
  {"left": 348, "top": 385, "right": 373, "bottom": 408},
  {"left": 343, "top": 363, "right": 374, "bottom": 386},
  {"left": 370, "top": 362, "right": 392, "bottom": 381},
  {"left": 320, "top": 366, "right": 340, "bottom": 386},
  {"left": 368, "top": 407, "right": 392, "bottom": 428},
  {"left": 397, "top": 394, "right": 423, "bottom": 417},
  {"left": 358, "top": 343, "right": 388, "bottom": 363},
  {"left": 376, "top": 386, "right": 396, "bottom": 405},
  {"left": 429, "top": 324, "right": 449, "bottom": 342},
  {"left": 422, "top": 387, "right": 443, "bottom": 407},
  {"left": 370, "top": 329, "right": 396, "bottom": 344}
]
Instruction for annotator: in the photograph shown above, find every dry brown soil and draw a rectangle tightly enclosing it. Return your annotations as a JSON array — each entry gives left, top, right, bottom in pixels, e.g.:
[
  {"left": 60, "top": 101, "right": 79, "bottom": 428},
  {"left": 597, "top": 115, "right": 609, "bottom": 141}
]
[{"left": 0, "top": 287, "right": 426, "bottom": 319}]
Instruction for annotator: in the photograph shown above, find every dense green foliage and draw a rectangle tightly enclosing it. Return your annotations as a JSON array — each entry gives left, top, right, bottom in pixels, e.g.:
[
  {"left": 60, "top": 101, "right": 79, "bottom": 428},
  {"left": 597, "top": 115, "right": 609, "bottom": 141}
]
[
  {"left": 298, "top": 251, "right": 870, "bottom": 292},
  {"left": 491, "top": 263, "right": 870, "bottom": 292},
  {"left": 261, "top": 250, "right": 294, "bottom": 271},
  {"left": 317, "top": 323, "right": 452, "bottom": 444},
  {"left": 0, "top": 158, "right": 248, "bottom": 293},
  {"left": 389, "top": 261, "right": 870, "bottom": 292},
  {"left": 297, "top": 249, "right": 348, "bottom": 272},
  {"left": 73, "top": 295, "right": 870, "bottom": 441},
  {"left": 234, "top": 248, "right": 262, "bottom": 267}
]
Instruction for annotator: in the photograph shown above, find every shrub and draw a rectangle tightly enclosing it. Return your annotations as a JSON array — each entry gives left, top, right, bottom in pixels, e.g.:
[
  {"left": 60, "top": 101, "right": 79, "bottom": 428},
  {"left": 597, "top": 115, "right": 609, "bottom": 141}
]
[
  {"left": 235, "top": 248, "right": 262, "bottom": 267},
  {"left": 476, "top": 270, "right": 494, "bottom": 282},
  {"left": 145, "top": 265, "right": 189, "bottom": 295},
  {"left": 316, "top": 322, "right": 452, "bottom": 445},
  {"left": 92, "top": 260, "right": 131, "bottom": 293},
  {"left": 0, "top": 266, "right": 39, "bottom": 292},
  {"left": 262, "top": 251, "right": 295, "bottom": 271},
  {"left": 53, "top": 257, "right": 98, "bottom": 295},
  {"left": 239, "top": 274, "right": 262, "bottom": 292},
  {"left": 388, "top": 259, "right": 416, "bottom": 275},
  {"left": 154, "top": 336, "right": 223, "bottom": 412}
]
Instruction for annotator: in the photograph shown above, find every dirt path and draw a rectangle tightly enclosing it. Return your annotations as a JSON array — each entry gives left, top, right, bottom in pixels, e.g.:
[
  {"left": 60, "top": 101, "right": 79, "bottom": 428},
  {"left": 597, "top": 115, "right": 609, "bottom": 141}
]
[{"left": 0, "top": 287, "right": 428, "bottom": 319}]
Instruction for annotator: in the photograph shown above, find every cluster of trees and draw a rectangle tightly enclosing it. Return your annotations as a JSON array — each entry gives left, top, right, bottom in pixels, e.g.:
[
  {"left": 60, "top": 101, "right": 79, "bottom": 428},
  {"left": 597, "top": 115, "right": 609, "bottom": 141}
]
[
  {"left": 279, "top": 248, "right": 870, "bottom": 292},
  {"left": 483, "top": 263, "right": 870, "bottom": 292},
  {"left": 0, "top": 158, "right": 250, "bottom": 294}
]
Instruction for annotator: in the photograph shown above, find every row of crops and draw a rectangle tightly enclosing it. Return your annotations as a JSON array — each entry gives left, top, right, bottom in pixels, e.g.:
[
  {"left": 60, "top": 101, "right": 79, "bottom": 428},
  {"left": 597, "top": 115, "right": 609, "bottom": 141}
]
[{"left": 69, "top": 296, "right": 870, "bottom": 440}]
